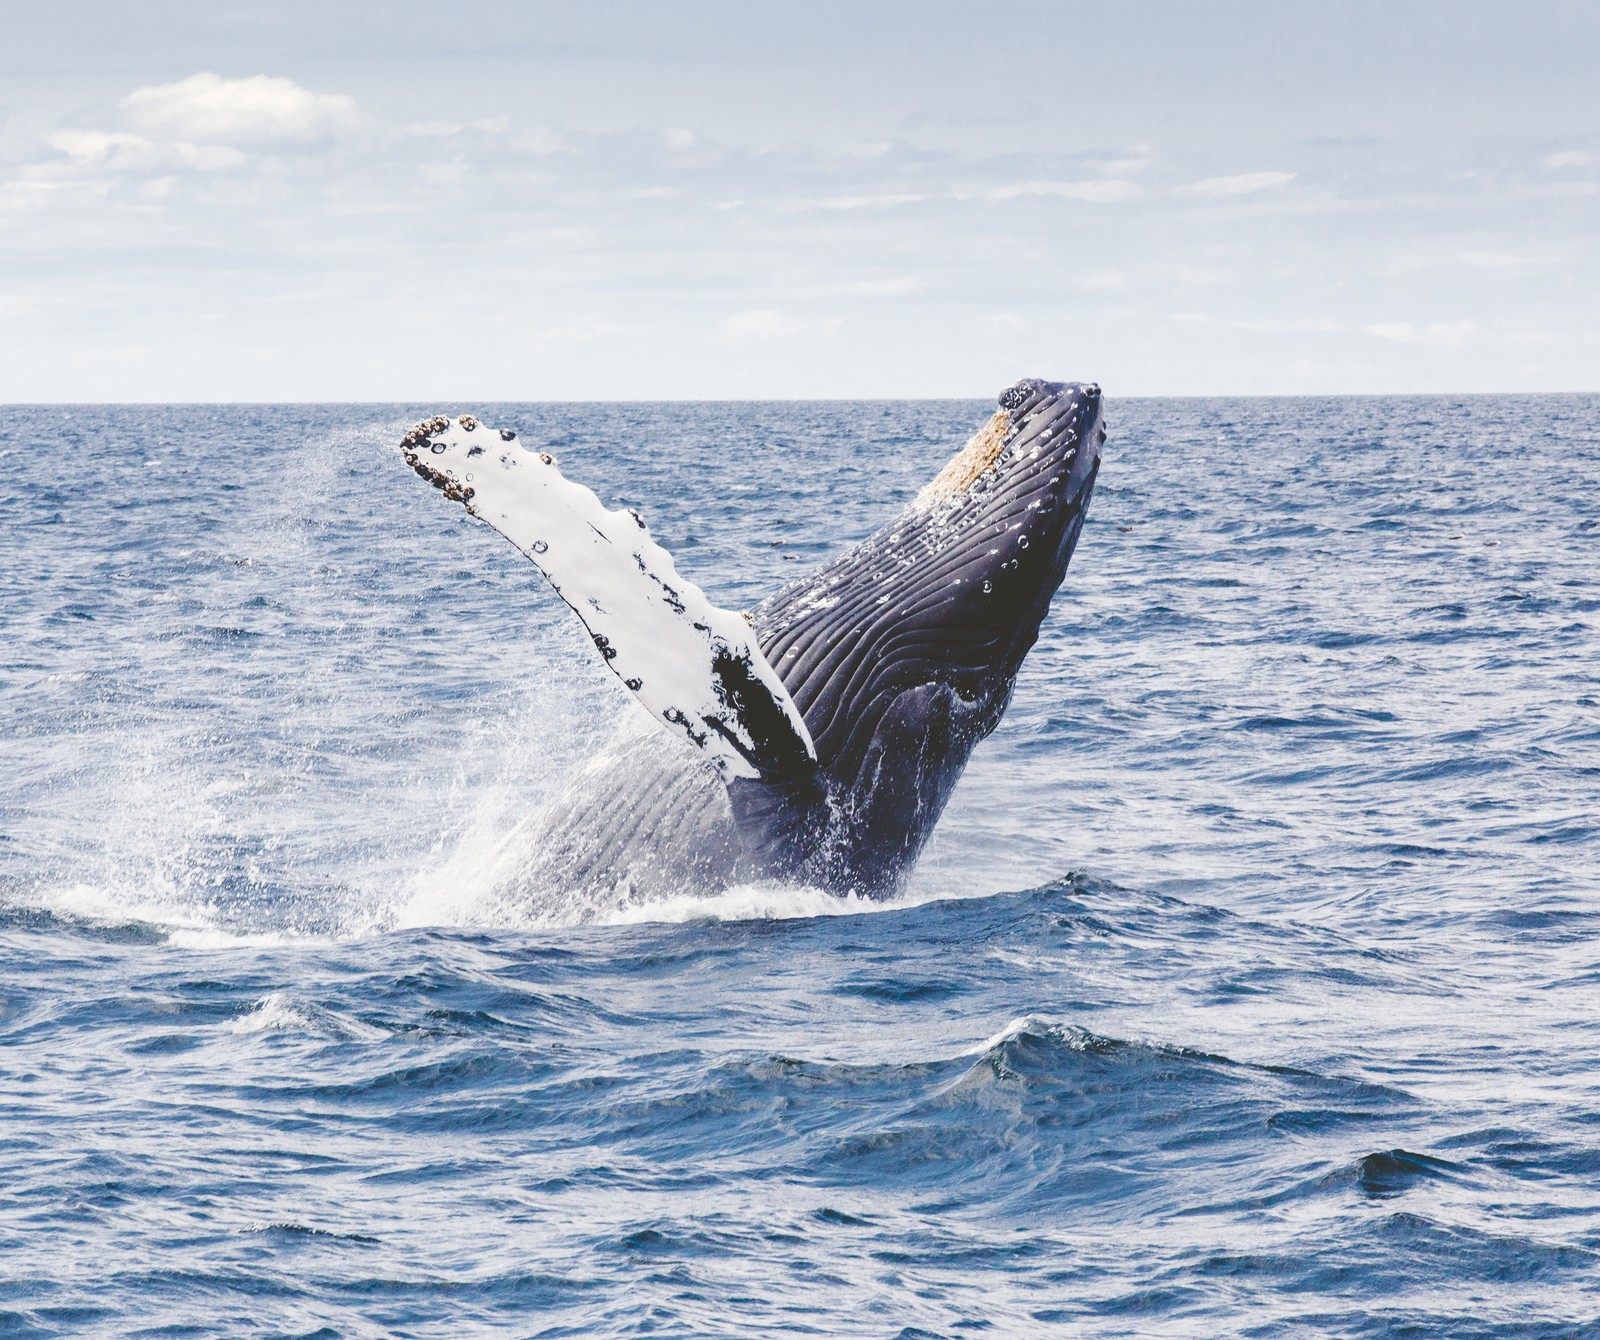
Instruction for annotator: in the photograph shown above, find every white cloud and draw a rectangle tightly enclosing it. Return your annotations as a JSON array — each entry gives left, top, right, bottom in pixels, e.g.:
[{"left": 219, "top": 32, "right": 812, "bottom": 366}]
[
  {"left": 1541, "top": 149, "right": 1593, "bottom": 170},
  {"left": 45, "top": 127, "right": 245, "bottom": 175},
  {"left": 663, "top": 127, "right": 696, "bottom": 150},
  {"left": 1185, "top": 170, "right": 1295, "bottom": 196},
  {"left": 47, "top": 130, "right": 153, "bottom": 167},
  {"left": 122, "top": 73, "right": 353, "bottom": 142},
  {"left": 1365, "top": 320, "right": 1477, "bottom": 348},
  {"left": 985, "top": 179, "right": 1140, "bottom": 204},
  {"left": 823, "top": 192, "right": 925, "bottom": 210}
]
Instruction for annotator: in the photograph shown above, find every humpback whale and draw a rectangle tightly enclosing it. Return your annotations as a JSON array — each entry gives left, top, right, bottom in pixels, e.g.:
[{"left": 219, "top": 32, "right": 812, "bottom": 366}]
[{"left": 399, "top": 378, "right": 1104, "bottom": 909}]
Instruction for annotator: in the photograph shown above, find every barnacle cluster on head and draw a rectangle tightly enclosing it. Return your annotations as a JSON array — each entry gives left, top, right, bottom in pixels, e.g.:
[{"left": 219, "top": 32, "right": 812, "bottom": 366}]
[
  {"left": 914, "top": 409, "right": 1013, "bottom": 509},
  {"left": 998, "top": 378, "right": 1047, "bottom": 412}
]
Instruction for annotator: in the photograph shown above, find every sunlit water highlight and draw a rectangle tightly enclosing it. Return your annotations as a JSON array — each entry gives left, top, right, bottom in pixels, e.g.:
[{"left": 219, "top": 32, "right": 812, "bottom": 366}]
[{"left": 2, "top": 397, "right": 1597, "bottom": 1336}]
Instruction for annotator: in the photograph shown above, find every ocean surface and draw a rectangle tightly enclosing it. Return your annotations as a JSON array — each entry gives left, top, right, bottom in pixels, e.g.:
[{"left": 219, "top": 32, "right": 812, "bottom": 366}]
[{"left": 2, "top": 395, "right": 1597, "bottom": 1338}]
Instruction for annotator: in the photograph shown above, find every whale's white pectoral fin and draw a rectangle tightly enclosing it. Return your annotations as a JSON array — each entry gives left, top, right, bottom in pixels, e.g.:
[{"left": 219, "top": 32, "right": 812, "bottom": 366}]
[{"left": 399, "top": 415, "right": 818, "bottom": 786}]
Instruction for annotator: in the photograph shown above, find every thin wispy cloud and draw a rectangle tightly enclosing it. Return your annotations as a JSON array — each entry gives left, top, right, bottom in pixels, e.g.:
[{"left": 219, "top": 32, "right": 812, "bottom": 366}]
[
  {"left": 1184, "top": 171, "right": 1296, "bottom": 196},
  {"left": 775, "top": 193, "right": 929, "bottom": 212},
  {"left": 722, "top": 309, "right": 833, "bottom": 339},
  {"left": 983, "top": 179, "right": 1141, "bottom": 204},
  {"left": 1365, "top": 320, "right": 1478, "bottom": 348}
]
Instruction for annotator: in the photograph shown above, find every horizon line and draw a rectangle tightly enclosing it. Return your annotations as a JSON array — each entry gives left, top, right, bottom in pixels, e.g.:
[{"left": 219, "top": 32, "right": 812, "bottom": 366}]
[{"left": 6, "top": 389, "right": 1598, "bottom": 408}]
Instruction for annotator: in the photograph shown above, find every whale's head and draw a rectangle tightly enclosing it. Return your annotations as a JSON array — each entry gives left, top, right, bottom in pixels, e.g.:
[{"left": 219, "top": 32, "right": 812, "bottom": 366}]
[{"left": 754, "top": 378, "right": 1104, "bottom": 893}]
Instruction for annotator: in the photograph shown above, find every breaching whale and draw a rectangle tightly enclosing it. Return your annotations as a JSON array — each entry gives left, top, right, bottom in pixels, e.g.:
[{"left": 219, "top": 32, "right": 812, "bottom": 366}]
[{"left": 399, "top": 378, "right": 1104, "bottom": 909}]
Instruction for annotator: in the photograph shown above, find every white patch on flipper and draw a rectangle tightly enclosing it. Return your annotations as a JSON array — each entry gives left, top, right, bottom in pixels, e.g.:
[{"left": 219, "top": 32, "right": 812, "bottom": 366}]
[{"left": 400, "top": 415, "right": 815, "bottom": 782}]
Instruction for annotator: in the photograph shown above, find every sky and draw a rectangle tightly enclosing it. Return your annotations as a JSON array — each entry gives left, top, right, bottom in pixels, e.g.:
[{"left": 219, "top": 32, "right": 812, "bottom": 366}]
[{"left": 2, "top": 0, "right": 1597, "bottom": 400}]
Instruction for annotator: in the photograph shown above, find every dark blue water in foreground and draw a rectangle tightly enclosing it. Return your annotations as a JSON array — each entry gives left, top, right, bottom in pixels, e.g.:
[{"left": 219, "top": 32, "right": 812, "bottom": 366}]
[{"left": 2, "top": 397, "right": 1598, "bottom": 1337}]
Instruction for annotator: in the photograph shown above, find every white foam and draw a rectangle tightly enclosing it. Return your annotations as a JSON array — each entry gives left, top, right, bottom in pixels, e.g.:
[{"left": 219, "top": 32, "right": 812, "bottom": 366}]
[
  {"left": 227, "top": 991, "right": 388, "bottom": 1039},
  {"left": 596, "top": 879, "right": 881, "bottom": 926},
  {"left": 227, "top": 992, "right": 319, "bottom": 1034},
  {"left": 7, "top": 880, "right": 334, "bottom": 949},
  {"left": 388, "top": 807, "right": 540, "bottom": 932},
  {"left": 168, "top": 927, "right": 330, "bottom": 950},
  {"left": 15, "top": 879, "right": 216, "bottom": 934}
]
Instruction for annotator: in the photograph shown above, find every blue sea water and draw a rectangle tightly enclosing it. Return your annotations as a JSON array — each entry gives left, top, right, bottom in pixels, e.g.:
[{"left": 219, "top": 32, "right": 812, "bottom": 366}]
[{"left": 1, "top": 395, "right": 1597, "bottom": 1337}]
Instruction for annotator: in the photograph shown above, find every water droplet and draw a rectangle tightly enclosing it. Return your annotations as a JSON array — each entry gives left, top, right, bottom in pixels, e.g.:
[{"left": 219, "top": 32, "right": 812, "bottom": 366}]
[{"left": 430, "top": 443, "right": 447, "bottom": 455}]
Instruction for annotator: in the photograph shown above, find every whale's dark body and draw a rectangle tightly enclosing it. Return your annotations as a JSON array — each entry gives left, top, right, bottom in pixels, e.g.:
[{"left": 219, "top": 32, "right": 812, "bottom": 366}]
[{"left": 510, "top": 379, "right": 1105, "bottom": 905}]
